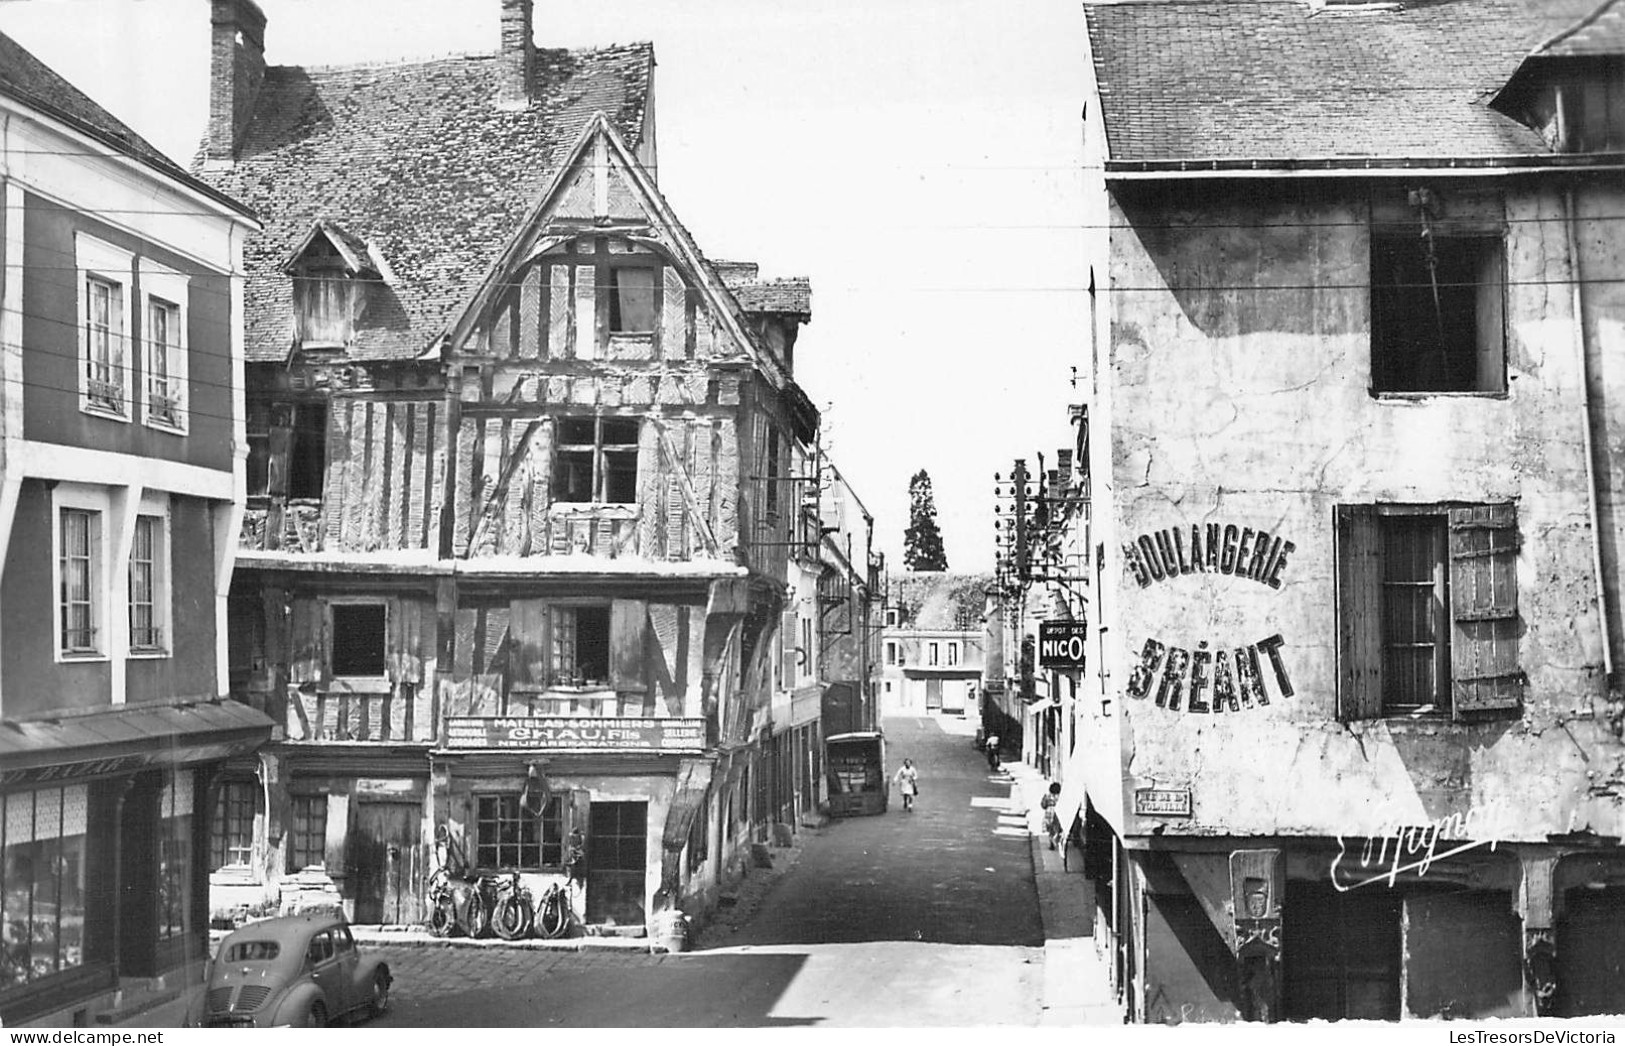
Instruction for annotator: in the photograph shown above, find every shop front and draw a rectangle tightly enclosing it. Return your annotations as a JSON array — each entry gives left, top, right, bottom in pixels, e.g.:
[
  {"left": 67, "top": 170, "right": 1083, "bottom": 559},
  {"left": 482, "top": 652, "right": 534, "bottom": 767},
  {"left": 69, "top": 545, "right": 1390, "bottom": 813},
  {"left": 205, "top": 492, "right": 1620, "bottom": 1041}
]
[{"left": 0, "top": 699, "right": 273, "bottom": 1025}]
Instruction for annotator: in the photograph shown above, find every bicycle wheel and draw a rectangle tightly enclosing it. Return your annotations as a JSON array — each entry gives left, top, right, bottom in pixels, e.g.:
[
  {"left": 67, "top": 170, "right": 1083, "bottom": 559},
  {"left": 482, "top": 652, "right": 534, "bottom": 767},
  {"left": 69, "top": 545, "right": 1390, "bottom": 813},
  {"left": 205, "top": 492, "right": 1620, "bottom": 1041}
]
[{"left": 492, "top": 892, "right": 533, "bottom": 940}]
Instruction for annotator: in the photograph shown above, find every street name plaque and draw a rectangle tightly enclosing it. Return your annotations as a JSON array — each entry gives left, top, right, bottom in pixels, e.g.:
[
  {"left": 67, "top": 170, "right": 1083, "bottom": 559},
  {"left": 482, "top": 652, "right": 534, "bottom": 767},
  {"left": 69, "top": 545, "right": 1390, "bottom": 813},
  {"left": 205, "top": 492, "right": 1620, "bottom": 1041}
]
[
  {"left": 444, "top": 716, "right": 706, "bottom": 752},
  {"left": 1134, "top": 787, "right": 1193, "bottom": 818}
]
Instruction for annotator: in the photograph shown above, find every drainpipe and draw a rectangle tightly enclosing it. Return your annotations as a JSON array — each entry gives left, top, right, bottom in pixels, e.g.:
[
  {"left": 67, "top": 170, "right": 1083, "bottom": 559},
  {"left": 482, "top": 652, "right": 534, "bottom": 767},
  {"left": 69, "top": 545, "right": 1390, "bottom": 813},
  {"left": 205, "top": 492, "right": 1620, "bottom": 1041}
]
[{"left": 1564, "top": 187, "right": 1614, "bottom": 678}]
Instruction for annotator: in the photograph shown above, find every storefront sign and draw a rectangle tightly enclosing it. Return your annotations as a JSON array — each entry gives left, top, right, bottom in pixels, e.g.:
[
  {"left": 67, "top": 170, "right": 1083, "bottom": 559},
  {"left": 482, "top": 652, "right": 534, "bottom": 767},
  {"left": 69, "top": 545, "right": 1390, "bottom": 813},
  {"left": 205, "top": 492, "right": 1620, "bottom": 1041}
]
[
  {"left": 1134, "top": 787, "right": 1192, "bottom": 817},
  {"left": 1123, "top": 522, "right": 1296, "bottom": 590},
  {"left": 1126, "top": 634, "right": 1295, "bottom": 712},
  {"left": 0, "top": 741, "right": 259, "bottom": 788},
  {"left": 444, "top": 716, "right": 706, "bottom": 752},
  {"left": 1038, "top": 621, "right": 1089, "bottom": 670}
]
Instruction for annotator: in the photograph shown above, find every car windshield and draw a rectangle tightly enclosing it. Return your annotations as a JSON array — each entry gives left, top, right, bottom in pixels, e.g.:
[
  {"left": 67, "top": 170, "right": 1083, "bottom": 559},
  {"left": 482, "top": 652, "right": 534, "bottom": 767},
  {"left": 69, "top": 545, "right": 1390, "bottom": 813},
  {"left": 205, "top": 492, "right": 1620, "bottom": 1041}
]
[{"left": 223, "top": 941, "right": 280, "bottom": 962}]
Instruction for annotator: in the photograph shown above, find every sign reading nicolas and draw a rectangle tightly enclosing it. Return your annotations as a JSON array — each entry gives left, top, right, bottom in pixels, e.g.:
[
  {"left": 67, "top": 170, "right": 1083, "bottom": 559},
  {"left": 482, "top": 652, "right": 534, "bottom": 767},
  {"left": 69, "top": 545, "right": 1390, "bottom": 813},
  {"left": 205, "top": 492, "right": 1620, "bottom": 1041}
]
[
  {"left": 444, "top": 716, "right": 706, "bottom": 752},
  {"left": 1038, "top": 621, "right": 1089, "bottom": 670}
]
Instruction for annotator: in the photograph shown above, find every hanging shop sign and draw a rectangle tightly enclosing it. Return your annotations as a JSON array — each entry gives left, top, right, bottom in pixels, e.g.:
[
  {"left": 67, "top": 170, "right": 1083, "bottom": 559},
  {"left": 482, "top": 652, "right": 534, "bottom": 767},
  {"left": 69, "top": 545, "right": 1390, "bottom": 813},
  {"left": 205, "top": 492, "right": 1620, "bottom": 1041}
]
[
  {"left": 1038, "top": 621, "right": 1089, "bottom": 670},
  {"left": 1134, "top": 787, "right": 1193, "bottom": 818},
  {"left": 445, "top": 716, "right": 707, "bottom": 752}
]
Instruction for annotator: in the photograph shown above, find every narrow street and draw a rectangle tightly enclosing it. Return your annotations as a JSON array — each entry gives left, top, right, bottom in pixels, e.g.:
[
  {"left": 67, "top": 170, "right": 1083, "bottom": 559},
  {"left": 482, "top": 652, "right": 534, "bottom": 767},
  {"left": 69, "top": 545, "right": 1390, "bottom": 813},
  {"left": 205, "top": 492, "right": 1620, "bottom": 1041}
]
[{"left": 371, "top": 715, "right": 1048, "bottom": 1027}]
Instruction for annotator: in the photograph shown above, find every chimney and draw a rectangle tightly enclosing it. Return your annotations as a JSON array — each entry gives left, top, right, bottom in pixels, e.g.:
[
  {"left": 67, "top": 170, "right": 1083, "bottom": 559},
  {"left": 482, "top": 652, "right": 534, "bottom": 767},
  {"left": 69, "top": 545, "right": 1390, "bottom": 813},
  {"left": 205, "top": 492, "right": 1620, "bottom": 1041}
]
[
  {"left": 207, "top": 0, "right": 267, "bottom": 163},
  {"left": 498, "top": 0, "right": 535, "bottom": 109}
]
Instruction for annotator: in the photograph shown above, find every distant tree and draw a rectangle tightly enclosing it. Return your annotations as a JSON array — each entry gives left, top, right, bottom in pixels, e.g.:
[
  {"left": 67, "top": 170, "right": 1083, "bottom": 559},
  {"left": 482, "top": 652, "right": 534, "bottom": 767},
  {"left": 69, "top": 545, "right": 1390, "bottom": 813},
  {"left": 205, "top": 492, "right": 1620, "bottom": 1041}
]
[{"left": 904, "top": 470, "right": 949, "bottom": 571}]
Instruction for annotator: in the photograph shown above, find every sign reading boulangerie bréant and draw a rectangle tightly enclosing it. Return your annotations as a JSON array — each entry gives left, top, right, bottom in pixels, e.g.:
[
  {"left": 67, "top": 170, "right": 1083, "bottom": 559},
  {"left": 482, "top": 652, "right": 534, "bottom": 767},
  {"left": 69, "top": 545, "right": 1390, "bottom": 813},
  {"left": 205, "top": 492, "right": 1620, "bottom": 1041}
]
[
  {"left": 1124, "top": 515, "right": 1297, "bottom": 713},
  {"left": 445, "top": 716, "right": 706, "bottom": 751}
]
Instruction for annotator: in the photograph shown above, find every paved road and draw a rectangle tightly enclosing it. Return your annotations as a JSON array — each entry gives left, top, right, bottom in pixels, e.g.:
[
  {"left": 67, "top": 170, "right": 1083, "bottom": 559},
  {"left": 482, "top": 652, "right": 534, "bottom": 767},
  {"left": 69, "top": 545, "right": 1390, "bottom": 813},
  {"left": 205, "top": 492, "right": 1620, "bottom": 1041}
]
[{"left": 371, "top": 715, "right": 1046, "bottom": 1026}]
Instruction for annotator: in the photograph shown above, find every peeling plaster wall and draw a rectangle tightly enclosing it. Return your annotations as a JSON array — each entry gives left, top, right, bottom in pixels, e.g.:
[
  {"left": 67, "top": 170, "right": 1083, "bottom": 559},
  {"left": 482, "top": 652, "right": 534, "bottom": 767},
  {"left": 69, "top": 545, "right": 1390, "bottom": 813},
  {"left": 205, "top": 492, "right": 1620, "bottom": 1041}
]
[{"left": 1103, "top": 179, "right": 1625, "bottom": 843}]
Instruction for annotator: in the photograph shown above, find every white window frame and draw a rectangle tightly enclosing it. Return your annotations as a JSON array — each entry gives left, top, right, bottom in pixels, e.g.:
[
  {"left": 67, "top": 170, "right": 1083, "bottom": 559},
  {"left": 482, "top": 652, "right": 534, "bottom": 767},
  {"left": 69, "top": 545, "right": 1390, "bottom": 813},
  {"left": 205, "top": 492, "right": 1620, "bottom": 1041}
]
[
  {"left": 52, "top": 485, "right": 111, "bottom": 661},
  {"left": 140, "top": 259, "right": 190, "bottom": 434},
  {"left": 928, "top": 641, "right": 940, "bottom": 667},
  {"left": 127, "top": 495, "right": 171, "bottom": 658},
  {"left": 885, "top": 640, "right": 898, "bottom": 666},
  {"left": 76, "top": 234, "right": 135, "bottom": 421},
  {"left": 947, "top": 641, "right": 960, "bottom": 666}
]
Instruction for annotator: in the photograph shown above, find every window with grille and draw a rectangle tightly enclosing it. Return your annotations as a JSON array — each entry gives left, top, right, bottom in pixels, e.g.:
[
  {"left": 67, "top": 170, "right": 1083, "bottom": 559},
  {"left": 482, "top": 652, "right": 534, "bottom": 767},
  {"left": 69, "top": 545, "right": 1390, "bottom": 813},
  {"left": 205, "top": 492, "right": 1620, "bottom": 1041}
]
[
  {"left": 553, "top": 416, "right": 639, "bottom": 504},
  {"left": 59, "top": 509, "right": 99, "bottom": 655},
  {"left": 550, "top": 604, "right": 611, "bottom": 686},
  {"left": 1337, "top": 503, "right": 1521, "bottom": 720},
  {"left": 1370, "top": 231, "right": 1505, "bottom": 394},
  {"left": 289, "top": 795, "right": 327, "bottom": 870},
  {"left": 129, "top": 514, "right": 167, "bottom": 652},
  {"left": 211, "top": 781, "right": 255, "bottom": 869},
  {"left": 475, "top": 795, "right": 561, "bottom": 870}
]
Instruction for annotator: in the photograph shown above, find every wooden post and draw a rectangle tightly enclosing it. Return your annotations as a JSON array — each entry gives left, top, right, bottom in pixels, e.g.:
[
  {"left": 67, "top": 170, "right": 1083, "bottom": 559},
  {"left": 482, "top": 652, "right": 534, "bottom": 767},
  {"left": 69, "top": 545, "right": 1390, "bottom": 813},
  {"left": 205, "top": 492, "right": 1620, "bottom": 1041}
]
[
  {"left": 1230, "top": 848, "right": 1283, "bottom": 1022},
  {"left": 1519, "top": 851, "right": 1560, "bottom": 1015}
]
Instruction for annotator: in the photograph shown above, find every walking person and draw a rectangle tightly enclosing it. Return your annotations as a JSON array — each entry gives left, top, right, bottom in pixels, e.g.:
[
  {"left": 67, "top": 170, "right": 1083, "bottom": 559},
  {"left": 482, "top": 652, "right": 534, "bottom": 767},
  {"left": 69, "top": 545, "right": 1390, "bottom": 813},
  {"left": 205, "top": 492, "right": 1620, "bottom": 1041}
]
[
  {"left": 894, "top": 758, "right": 920, "bottom": 812},
  {"left": 984, "top": 733, "right": 1001, "bottom": 772},
  {"left": 1040, "top": 782, "right": 1063, "bottom": 850}
]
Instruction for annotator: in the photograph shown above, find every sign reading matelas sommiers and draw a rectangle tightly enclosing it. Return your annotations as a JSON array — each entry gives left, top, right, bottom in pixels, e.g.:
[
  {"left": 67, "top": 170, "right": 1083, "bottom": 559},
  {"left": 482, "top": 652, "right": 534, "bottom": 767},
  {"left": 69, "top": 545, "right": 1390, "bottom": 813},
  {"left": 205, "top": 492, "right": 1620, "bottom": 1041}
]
[{"left": 444, "top": 716, "right": 706, "bottom": 752}]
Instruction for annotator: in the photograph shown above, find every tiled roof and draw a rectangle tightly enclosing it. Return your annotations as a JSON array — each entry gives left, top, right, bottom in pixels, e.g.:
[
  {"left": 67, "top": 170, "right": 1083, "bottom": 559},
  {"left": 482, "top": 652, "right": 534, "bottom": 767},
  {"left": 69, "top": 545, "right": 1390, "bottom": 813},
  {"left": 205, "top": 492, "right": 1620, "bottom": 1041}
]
[
  {"left": 196, "top": 44, "right": 653, "bottom": 362},
  {"left": 728, "top": 277, "right": 812, "bottom": 318},
  {"left": 892, "top": 572, "right": 992, "bottom": 632},
  {"left": 0, "top": 29, "right": 252, "bottom": 216},
  {"left": 1084, "top": 0, "right": 1605, "bottom": 166}
]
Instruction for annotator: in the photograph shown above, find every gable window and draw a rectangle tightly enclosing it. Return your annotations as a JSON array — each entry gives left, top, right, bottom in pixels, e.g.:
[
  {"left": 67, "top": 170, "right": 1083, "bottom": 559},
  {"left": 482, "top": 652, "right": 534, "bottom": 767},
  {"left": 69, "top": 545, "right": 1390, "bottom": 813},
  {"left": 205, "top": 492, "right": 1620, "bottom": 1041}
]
[
  {"left": 289, "top": 795, "right": 327, "bottom": 871},
  {"left": 140, "top": 259, "right": 190, "bottom": 433},
  {"left": 608, "top": 267, "right": 656, "bottom": 333},
  {"left": 77, "top": 234, "right": 134, "bottom": 419},
  {"left": 331, "top": 603, "right": 386, "bottom": 676},
  {"left": 1371, "top": 231, "right": 1505, "bottom": 394},
  {"left": 553, "top": 416, "right": 639, "bottom": 504},
  {"left": 551, "top": 604, "right": 611, "bottom": 686},
  {"left": 287, "top": 403, "right": 328, "bottom": 499},
  {"left": 1337, "top": 503, "right": 1521, "bottom": 720},
  {"left": 211, "top": 780, "right": 256, "bottom": 870},
  {"left": 56, "top": 499, "right": 104, "bottom": 659},
  {"left": 476, "top": 794, "right": 562, "bottom": 869},
  {"left": 129, "top": 510, "right": 170, "bottom": 655},
  {"left": 292, "top": 236, "right": 360, "bottom": 348}
]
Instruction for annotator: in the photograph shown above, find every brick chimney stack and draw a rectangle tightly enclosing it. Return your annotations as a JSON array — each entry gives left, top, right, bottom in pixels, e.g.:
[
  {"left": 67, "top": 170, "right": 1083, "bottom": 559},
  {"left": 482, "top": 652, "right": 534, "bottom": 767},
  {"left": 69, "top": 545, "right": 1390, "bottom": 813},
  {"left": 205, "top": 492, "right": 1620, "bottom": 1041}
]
[
  {"left": 498, "top": 0, "right": 535, "bottom": 110},
  {"left": 207, "top": 0, "right": 267, "bottom": 163}
]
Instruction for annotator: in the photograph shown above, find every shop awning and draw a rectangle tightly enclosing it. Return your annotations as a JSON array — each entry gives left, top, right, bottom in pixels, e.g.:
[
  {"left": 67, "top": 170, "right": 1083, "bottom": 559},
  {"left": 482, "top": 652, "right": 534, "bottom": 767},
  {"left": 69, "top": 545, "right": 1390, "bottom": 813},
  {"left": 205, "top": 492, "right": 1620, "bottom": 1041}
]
[
  {"left": 1055, "top": 777, "right": 1087, "bottom": 834},
  {"left": 0, "top": 699, "right": 274, "bottom": 786}
]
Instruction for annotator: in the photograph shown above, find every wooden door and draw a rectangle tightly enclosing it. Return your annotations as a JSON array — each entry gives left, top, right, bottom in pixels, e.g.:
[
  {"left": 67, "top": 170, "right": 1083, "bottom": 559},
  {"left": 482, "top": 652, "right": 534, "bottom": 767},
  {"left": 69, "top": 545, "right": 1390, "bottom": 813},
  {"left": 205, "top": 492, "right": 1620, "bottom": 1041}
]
[
  {"left": 349, "top": 802, "right": 423, "bottom": 926},
  {"left": 585, "top": 801, "right": 647, "bottom": 928}
]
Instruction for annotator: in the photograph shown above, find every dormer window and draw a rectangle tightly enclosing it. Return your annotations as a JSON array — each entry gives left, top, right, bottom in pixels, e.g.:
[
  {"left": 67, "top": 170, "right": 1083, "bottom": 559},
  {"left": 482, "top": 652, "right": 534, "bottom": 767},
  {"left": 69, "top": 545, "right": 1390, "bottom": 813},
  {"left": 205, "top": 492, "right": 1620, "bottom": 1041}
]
[
  {"left": 1559, "top": 62, "right": 1625, "bottom": 152},
  {"left": 283, "top": 221, "right": 381, "bottom": 351}
]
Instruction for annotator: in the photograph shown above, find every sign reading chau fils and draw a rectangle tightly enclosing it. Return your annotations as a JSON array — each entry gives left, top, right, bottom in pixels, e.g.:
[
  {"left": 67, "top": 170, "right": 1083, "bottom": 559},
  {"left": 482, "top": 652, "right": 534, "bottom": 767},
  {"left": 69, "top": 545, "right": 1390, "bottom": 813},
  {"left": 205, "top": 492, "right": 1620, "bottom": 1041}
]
[
  {"left": 445, "top": 716, "right": 706, "bottom": 752},
  {"left": 1038, "top": 621, "right": 1089, "bottom": 670}
]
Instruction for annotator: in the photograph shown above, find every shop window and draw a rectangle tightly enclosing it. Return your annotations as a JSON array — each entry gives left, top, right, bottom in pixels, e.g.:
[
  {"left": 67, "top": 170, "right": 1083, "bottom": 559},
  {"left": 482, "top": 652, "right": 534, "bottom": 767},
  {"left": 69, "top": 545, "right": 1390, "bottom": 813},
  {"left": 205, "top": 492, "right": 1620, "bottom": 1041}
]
[
  {"left": 550, "top": 604, "right": 610, "bottom": 686},
  {"left": 1337, "top": 503, "right": 1521, "bottom": 720},
  {"left": 608, "top": 267, "right": 656, "bottom": 333},
  {"left": 76, "top": 234, "right": 133, "bottom": 420},
  {"left": 331, "top": 603, "right": 387, "bottom": 677},
  {"left": 129, "top": 510, "right": 170, "bottom": 655},
  {"left": 157, "top": 773, "right": 193, "bottom": 942},
  {"left": 1, "top": 786, "right": 88, "bottom": 989},
  {"left": 475, "top": 795, "right": 562, "bottom": 870},
  {"left": 1370, "top": 231, "right": 1505, "bottom": 394},
  {"left": 211, "top": 781, "right": 256, "bottom": 870},
  {"left": 287, "top": 403, "right": 328, "bottom": 500},
  {"left": 57, "top": 506, "right": 103, "bottom": 657},
  {"left": 289, "top": 796, "right": 327, "bottom": 871},
  {"left": 552, "top": 416, "right": 639, "bottom": 504}
]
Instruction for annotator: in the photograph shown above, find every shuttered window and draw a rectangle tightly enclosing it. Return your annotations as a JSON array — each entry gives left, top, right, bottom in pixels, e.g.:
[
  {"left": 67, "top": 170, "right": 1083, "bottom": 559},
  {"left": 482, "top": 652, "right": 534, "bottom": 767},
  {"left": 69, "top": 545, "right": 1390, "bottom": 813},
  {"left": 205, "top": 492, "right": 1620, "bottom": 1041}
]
[{"left": 1337, "top": 503, "right": 1521, "bottom": 720}]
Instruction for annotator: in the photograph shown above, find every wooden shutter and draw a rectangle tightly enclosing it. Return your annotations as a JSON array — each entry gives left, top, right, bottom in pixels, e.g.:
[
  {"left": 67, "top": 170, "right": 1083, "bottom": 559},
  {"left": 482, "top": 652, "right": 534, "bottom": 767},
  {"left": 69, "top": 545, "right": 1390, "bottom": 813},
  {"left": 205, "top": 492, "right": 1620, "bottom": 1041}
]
[
  {"left": 289, "top": 599, "right": 322, "bottom": 684},
  {"left": 1449, "top": 503, "right": 1522, "bottom": 715},
  {"left": 388, "top": 598, "right": 426, "bottom": 684},
  {"left": 508, "top": 599, "right": 550, "bottom": 687},
  {"left": 610, "top": 599, "right": 648, "bottom": 692},
  {"left": 1337, "top": 505, "right": 1383, "bottom": 721},
  {"left": 782, "top": 607, "right": 799, "bottom": 688}
]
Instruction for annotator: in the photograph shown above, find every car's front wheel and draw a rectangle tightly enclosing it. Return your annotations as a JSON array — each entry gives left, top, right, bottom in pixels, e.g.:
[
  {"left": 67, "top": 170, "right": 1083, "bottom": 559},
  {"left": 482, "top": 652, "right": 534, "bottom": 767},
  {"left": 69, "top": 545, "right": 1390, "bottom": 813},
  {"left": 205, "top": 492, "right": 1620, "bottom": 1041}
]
[{"left": 369, "top": 970, "right": 391, "bottom": 1018}]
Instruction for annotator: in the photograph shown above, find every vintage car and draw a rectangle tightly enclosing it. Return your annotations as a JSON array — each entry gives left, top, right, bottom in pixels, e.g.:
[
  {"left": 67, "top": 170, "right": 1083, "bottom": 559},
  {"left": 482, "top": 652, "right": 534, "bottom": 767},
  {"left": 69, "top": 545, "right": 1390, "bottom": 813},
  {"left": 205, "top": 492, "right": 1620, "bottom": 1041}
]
[{"left": 187, "top": 912, "right": 392, "bottom": 1027}]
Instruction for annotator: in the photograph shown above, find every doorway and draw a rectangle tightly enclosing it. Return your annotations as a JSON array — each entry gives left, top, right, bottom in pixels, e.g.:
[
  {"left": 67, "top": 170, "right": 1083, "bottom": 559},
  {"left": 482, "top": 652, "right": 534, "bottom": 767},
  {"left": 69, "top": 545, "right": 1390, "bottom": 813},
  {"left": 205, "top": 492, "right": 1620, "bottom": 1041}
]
[
  {"left": 585, "top": 801, "right": 647, "bottom": 927},
  {"left": 349, "top": 802, "right": 423, "bottom": 926}
]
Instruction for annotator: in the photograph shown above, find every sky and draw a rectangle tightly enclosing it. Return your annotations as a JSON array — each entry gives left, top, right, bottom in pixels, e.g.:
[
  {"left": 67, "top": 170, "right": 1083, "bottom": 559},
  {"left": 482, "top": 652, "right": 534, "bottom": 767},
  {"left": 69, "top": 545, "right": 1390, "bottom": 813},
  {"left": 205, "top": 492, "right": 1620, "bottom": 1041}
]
[{"left": 0, "top": 0, "right": 1090, "bottom": 573}]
